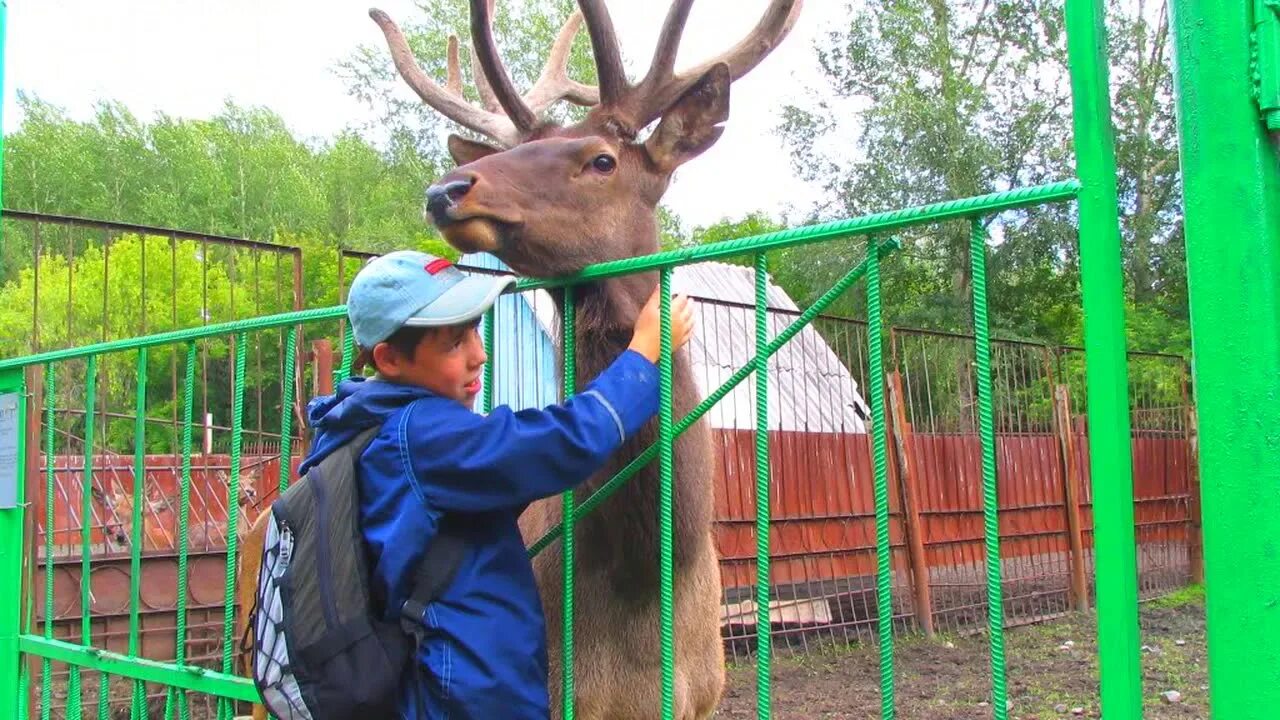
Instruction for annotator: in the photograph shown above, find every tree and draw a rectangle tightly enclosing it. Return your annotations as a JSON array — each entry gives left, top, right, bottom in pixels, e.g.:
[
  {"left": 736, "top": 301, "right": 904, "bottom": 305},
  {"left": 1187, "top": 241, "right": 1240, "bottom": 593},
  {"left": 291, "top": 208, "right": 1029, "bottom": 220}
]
[
  {"left": 1, "top": 94, "right": 453, "bottom": 288},
  {"left": 777, "top": 0, "right": 1185, "bottom": 352}
]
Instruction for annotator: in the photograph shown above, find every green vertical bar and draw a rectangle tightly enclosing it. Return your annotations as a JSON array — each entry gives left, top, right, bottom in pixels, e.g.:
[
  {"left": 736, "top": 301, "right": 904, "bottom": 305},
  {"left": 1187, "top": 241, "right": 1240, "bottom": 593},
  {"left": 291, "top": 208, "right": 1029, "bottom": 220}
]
[
  {"left": 166, "top": 343, "right": 195, "bottom": 720},
  {"left": 0, "top": 366, "right": 28, "bottom": 720},
  {"left": 220, "top": 334, "right": 246, "bottom": 720},
  {"left": 338, "top": 324, "right": 356, "bottom": 384},
  {"left": 753, "top": 253, "right": 772, "bottom": 720},
  {"left": 71, "top": 356, "right": 99, "bottom": 720},
  {"left": 658, "top": 269, "right": 675, "bottom": 720},
  {"left": 277, "top": 330, "right": 297, "bottom": 495},
  {"left": 41, "top": 365, "right": 54, "bottom": 720},
  {"left": 130, "top": 350, "right": 148, "bottom": 720},
  {"left": 482, "top": 308, "right": 495, "bottom": 415},
  {"left": 1065, "top": 1, "right": 1141, "bottom": 717},
  {"left": 1169, "top": 0, "right": 1280, "bottom": 715},
  {"left": 560, "top": 287, "right": 576, "bottom": 720},
  {"left": 970, "top": 219, "right": 1007, "bottom": 717},
  {"left": 863, "top": 238, "right": 894, "bottom": 719}
]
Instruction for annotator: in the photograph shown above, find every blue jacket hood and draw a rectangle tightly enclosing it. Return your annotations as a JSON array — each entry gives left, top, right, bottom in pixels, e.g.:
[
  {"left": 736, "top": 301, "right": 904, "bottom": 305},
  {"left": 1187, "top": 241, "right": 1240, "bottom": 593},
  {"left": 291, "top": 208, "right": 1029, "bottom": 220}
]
[{"left": 299, "top": 376, "right": 431, "bottom": 475}]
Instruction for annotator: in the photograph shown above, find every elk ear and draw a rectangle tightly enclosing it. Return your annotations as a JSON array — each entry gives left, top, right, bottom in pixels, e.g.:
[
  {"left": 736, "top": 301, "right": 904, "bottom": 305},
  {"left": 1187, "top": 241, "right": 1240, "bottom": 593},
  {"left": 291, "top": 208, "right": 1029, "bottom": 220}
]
[
  {"left": 643, "top": 63, "right": 731, "bottom": 174},
  {"left": 448, "top": 134, "right": 502, "bottom": 166}
]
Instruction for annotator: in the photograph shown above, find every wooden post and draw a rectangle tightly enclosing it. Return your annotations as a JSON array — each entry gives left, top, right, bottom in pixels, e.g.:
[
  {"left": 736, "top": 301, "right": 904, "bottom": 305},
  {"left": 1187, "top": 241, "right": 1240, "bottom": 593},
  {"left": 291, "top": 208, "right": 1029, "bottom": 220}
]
[
  {"left": 312, "top": 339, "right": 334, "bottom": 398},
  {"left": 1185, "top": 404, "right": 1203, "bottom": 585},
  {"left": 887, "top": 371, "right": 933, "bottom": 637},
  {"left": 1054, "top": 385, "right": 1089, "bottom": 611}
]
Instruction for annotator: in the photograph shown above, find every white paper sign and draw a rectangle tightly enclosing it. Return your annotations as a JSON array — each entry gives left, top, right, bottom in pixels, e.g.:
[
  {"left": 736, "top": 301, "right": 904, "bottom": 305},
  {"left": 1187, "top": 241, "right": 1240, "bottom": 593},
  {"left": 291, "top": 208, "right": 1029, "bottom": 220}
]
[{"left": 0, "top": 392, "right": 18, "bottom": 509}]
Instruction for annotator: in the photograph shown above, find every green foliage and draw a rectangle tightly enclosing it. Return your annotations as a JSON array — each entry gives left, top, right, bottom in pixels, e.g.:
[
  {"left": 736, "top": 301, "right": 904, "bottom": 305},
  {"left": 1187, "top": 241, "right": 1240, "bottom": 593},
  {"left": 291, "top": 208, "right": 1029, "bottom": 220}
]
[
  {"left": 1, "top": 93, "right": 447, "bottom": 288},
  {"left": 777, "top": 0, "right": 1188, "bottom": 353}
]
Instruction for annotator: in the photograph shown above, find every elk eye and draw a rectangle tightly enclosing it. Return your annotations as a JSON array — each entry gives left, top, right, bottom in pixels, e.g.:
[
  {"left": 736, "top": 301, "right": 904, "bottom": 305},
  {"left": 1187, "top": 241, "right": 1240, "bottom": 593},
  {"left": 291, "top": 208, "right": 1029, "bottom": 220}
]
[{"left": 591, "top": 154, "right": 617, "bottom": 173}]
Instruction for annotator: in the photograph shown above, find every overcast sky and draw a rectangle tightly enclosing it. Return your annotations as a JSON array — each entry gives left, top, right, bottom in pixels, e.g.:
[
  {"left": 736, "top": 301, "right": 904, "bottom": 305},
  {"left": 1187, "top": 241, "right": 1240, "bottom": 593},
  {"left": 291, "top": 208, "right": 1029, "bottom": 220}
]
[{"left": 3, "top": 0, "right": 855, "bottom": 229}]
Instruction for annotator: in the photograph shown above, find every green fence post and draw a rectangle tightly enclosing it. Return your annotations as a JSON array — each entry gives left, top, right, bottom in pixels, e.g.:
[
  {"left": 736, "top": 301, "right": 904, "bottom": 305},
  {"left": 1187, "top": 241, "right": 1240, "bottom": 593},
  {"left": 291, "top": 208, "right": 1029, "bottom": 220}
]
[
  {"left": 1169, "top": 0, "right": 1280, "bottom": 715},
  {"left": 1064, "top": 1, "right": 1142, "bottom": 718},
  {"left": 0, "top": 367, "right": 27, "bottom": 720}
]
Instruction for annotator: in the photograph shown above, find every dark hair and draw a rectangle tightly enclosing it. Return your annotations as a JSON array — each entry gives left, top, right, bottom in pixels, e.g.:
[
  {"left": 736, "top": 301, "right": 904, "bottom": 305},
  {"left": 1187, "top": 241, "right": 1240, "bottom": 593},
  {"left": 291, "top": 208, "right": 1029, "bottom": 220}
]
[
  {"left": 355, "top": 325, "right": 434, "bottom": 373},
  {"left": 384, "top": 325, "right": 433, "bottom": 359}
]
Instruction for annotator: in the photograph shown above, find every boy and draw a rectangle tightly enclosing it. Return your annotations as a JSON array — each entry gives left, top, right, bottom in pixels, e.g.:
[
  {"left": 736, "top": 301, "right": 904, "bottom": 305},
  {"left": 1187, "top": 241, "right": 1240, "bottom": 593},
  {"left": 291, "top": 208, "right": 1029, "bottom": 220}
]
[{"left": 297, "top": 250, "right": 694, "bottom": 719}]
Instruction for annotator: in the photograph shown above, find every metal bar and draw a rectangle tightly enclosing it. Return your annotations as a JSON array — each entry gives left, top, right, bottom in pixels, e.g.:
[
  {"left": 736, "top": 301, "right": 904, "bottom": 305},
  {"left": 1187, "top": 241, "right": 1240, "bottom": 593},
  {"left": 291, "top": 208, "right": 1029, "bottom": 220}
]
[
  {"left": 0, "top": 209, "right": 303, "bottom": 254},
  {"left": 168, "top": 342, "right": 197, "bottom": 720},
  {"left": 559, "top": 287, "right": 576, "bottom": 720},
  {"left": 0, "top": 306, "right": 348, "bottom": 372},
  {"left": 658, "top": 268, "right": 675, "bottom": 720},
  {"left": 18, "top": 635, "right": 259, "bottom": 702},
  {"left": 753, "top": 253, "right": 773, "bottom": 719},
  {"left": 33, "top": 223, "right": 42, "bottom": 353},
  {"left": 0, "top": 364, "right": 27, "bottom": 720},
  {"left": 1169, "top": 0, "right": 1280, "bottom": 713},
  {"left": 130, "top": 349, "right": 149, "bottom": 718},
  {"left": 220, "top": 333, "right": 247, "bottom": 720},
  {"left": 517, "top": 183, "right": 1079, "bottom": 291},
  {"left": 73, "top": 355, "right": 100, "bottom": 719},
  {"left": 970, "top": 218, "right": 1007, "bottom": 718},
  {"left": 864, "top": 238, "right": 895, "bottom": 718},
  {"left": 527, "top": 240, "right": 902, "bottom": 558},
  {"left": 41, "top": 363, "right": 55, "bottom": 720},
  {"left": 338, "top": 325, "right": 356, "bottom": 384},
  {"left": 277, "top": 330, "right": 298, "bottom": 495},
  {"left": 1065, "top": 0, "right": 1142, "bottom": 716},
  {"left": 483, "top": 308, "right": 495, "bottom": 414}
]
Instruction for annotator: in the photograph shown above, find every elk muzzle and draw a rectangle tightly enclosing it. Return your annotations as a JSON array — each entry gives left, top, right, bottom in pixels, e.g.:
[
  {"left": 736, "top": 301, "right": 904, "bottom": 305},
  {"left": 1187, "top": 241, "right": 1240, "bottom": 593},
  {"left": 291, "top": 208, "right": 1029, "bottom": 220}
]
[{"left": 424, "top": 178, "right": 476, "bottom": 226}]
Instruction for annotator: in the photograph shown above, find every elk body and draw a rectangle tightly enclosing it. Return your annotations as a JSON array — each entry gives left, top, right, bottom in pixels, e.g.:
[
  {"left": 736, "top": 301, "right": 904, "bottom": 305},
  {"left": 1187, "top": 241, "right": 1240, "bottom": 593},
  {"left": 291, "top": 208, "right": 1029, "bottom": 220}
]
[{"left": 237, "top": 2, "right": 802, "bottom": 718}]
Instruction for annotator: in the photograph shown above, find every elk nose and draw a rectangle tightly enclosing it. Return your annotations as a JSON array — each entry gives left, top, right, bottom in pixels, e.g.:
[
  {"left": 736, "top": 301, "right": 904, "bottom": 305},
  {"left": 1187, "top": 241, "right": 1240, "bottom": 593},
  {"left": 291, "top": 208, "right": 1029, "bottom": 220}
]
[{"left": 425, "top": 178, "right": 475, "bottom": 224}]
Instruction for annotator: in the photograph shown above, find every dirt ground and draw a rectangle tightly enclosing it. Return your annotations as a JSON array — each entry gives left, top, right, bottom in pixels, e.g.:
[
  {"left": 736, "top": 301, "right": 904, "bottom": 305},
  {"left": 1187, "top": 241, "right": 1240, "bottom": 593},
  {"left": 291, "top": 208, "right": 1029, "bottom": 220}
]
[{"left": 715, "top": 588, "right": 1208, "bottom": 719}]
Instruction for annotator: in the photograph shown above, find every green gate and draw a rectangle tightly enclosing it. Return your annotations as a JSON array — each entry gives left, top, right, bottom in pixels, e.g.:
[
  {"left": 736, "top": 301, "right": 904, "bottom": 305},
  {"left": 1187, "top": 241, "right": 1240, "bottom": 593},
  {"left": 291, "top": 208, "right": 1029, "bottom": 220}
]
[{"left": 2, "top": 0, "right": 1278, "bottom": 718}]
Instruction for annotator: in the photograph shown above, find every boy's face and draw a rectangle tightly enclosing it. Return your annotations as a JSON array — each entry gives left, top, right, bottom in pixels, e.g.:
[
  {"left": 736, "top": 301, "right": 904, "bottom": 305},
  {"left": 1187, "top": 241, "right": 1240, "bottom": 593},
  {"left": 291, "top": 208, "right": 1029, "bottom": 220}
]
[{"left": 372, "top": 320, "right": 487, "bottom": 408}]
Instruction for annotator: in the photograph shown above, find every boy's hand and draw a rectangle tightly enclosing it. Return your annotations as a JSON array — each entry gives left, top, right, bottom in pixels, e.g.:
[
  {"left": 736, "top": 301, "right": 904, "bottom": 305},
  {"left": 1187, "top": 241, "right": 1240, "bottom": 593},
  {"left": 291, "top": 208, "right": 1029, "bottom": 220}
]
[{"left": 629, "top": 285, "right": 695, "bottom": 364}]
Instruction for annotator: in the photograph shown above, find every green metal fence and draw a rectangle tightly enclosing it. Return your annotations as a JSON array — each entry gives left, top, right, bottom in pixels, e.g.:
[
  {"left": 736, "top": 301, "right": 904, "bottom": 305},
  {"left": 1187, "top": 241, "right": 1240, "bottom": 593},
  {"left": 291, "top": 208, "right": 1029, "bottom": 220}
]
[{"left": 1, "top": 0, "right": 1278, "bottom": 718}]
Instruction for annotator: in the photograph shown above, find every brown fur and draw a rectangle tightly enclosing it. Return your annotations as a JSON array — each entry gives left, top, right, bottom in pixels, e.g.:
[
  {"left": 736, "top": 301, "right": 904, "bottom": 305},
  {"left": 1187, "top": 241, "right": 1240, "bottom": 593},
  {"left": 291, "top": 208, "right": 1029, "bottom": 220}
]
[{"left": 237, "top": 3, "right": 803, "bottom": 717}]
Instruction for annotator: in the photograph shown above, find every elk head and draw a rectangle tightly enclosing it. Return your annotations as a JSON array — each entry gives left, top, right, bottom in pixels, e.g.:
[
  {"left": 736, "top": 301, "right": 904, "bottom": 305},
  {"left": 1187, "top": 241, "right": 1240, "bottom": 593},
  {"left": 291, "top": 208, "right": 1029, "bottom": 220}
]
[{"left": 370, "top": 0, "right": 802, "bottom": 279}]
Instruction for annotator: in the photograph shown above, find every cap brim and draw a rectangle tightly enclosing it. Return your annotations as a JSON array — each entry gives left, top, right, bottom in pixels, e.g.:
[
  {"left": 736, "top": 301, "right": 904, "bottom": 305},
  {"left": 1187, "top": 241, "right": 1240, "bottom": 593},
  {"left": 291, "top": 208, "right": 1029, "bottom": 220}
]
[{"left": 401, "top": 273, "right": 517, "bottom": 328}]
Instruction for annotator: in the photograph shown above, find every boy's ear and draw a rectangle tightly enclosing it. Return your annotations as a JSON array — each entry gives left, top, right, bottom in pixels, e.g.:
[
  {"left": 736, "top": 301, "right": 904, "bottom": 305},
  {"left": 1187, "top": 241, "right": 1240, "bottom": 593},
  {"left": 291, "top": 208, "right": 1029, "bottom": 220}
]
[{"left": 370, "top": 342, "right": 402, "bottom": 379}]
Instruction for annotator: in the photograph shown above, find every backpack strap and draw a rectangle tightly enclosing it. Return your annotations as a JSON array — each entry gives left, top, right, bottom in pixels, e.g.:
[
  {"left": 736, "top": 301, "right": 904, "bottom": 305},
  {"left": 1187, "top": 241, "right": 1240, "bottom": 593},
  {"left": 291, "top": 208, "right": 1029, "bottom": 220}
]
[
  {"left": 344, "top": 422, "right": 468, "bottom": 643},
  {"left": 345, "top": 425, "right": 383, "bottom": 463},
  {"left": 398, "top": 523, "right": 468, "bottom": 642}
]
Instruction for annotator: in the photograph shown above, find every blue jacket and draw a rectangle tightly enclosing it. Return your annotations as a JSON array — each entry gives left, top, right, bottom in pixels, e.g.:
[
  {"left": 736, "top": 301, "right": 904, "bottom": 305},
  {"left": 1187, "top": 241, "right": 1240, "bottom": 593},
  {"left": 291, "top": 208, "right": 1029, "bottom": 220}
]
[{"left": 298, "top": 349, "right": 660, "bottom": 719}]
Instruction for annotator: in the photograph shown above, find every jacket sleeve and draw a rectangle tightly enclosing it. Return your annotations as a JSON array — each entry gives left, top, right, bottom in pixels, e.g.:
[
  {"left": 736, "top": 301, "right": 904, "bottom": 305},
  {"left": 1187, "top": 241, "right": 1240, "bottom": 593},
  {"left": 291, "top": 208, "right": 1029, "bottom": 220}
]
[{"left": 401, "top": 349, "right": 661, "bottom": 512}]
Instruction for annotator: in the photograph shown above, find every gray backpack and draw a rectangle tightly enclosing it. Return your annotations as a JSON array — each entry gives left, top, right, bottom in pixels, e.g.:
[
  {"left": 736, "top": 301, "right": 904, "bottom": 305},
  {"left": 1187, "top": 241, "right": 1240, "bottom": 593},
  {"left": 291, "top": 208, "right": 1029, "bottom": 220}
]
[{"left": 248, "top": 426, "right": 465, "bottom": 719}]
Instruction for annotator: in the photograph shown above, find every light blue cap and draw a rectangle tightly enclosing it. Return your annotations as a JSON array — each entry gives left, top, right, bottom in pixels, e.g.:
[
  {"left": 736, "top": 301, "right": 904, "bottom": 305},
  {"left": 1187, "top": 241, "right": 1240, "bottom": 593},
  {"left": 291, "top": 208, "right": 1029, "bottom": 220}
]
[{"left": 346, "top": 250, "right": 516, "bottom": 348}]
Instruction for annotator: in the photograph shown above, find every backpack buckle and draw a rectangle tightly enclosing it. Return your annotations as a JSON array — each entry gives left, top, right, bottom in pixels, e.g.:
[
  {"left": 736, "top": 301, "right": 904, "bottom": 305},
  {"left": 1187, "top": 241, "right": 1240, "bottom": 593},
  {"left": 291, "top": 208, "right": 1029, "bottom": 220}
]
[{"left": 399, "top": 598, "right": 428, "bottom": 645}]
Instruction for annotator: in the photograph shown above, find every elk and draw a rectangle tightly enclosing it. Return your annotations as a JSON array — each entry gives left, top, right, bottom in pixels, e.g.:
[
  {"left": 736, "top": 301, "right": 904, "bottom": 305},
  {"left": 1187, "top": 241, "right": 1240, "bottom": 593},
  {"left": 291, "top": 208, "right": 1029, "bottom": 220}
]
[
  {"left": 380, "top": 1, "right": 801, "bottom": 718},
  {"left": 236, "top": 1, "right": 802, "bottom": 718}
]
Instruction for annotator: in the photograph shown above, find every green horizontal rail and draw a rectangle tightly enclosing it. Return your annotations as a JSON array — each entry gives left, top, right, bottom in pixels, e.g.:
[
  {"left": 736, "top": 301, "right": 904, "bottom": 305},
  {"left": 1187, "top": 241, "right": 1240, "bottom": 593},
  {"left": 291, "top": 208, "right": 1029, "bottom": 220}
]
[
  {"left": 515, "top": 181, "right": 1080, "bottom": 291},
  {"left": 0, "top": 305, "right": 347, "bottom": 371},
  {"left": 0, "top": 181, "right": 1078, "bottom": 374},
  {"left": 19, "top": 636, "right": 259, "bottom": 702},
  {"left": 528, "top": 238, "right": 902, "bottom": 558}
]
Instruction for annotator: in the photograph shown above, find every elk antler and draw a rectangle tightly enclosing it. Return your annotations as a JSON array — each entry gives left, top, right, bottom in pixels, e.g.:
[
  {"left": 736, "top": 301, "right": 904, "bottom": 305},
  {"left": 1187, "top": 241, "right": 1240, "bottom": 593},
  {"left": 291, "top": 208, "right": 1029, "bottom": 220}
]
[
  {"left": 606, "top": 0, "right": 803, "bottom": 133},
  {"left": 370, "top": 3, "right": 600, "bottom": 148},
  {"left": 373, "top": 1, "right": 801, "bottom": 146}
]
